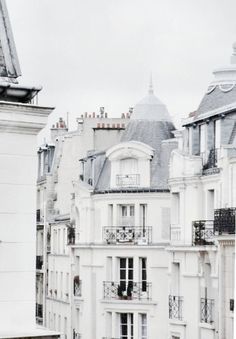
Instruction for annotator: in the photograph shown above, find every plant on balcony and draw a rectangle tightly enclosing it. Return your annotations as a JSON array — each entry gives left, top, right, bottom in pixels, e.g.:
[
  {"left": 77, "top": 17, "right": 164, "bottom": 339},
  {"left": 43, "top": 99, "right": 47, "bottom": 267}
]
[
  {"left": 117, "top": 284, "right": 124, "bottom": 299},
  {"left": 67, "top": 222, "right": 75, "bottom": 245},
  {"left": 127, "top": 281, "right": 133, "bottom": 300}
]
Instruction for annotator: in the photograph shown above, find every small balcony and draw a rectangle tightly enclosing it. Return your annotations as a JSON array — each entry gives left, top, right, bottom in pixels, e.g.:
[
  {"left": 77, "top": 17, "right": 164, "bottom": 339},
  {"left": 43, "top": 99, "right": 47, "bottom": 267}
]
[
  {"left": 200, "top": 298, "right": 214, "bottom": 324},
  {"left": 74, "top": 276, "right": 82, "bottom": 297},
  {"left": 192, "top": 220, "right": 214, "bottom": 245},
  {"left": 103, "top": 281, "right": 151, "bottom": 301},
  {"left": 169, "top": 295, "right": 183, "bottom": 321},
  {"left": 116, "top": 174, "right": 140, "bottom": 187},
  {"left": 214, "top": 208, "right": 236, "bottom": 235},
  {"left": 36, "top": 255, "right": 43, "bottom": 270},
  {"left": 103, "top": 226, "right": 152, "bottom": 245},
  {"left": 36, "top": 303, "right": 43, "bottom": 319}
]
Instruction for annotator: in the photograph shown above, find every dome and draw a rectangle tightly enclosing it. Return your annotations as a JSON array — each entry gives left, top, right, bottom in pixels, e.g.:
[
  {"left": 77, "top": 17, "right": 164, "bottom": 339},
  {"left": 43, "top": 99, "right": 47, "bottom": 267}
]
[
  {"left": 195, "top": 43, "right": 236, "bottom": 119},
  {"left": 131, "top": 78, "right": 172, "bottom": 122}
]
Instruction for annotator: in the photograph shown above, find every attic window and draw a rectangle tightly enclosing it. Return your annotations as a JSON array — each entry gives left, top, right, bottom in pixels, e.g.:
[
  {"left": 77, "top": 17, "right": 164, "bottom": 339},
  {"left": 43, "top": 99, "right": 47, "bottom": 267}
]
[{"left": 117, "top": 158, "right": 140, "bottom": 187}]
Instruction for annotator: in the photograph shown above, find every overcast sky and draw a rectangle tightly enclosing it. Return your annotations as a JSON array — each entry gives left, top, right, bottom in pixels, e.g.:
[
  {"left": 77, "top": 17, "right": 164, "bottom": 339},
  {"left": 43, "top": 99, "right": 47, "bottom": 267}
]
[{"left": 7, "top": 0, "right": 236, "bottom": 140}]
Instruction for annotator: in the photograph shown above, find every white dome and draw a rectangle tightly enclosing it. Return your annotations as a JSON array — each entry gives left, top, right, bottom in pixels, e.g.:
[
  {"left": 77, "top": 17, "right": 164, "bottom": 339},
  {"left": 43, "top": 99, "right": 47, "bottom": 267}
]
[{"left": 131, "top": 80, "right": 172, "bottom": 122}]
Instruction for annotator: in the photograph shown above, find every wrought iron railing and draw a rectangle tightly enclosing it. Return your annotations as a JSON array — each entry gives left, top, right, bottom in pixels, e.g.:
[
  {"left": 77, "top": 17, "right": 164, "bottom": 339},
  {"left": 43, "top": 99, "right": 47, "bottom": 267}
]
[
  {"left": 74, "top": 276, "right": 82, "bottom": 297},
  {"left": 103, "top": 226, "right": 152, "bottom": 245},
  {"left": 200, "top": 298, "right": 214, "bottom": 324},
  {"left": 36, "top": 303, "right": 43, "bottom": 319},
  {"left": 169, "top": 295, "right": 183, "bottom": 320},
  {"left": 116, "top": 174, "right": 140, "bottom": 187},
  {"left": 104, "top": 281, "right": 151, "bottom": 300},
  {"left": 214, "top": 208, "right": 236, "bottom": 235},
  {"left": 36, "top": 255, "right": 43, "bottom": 270},
  {"left": 192, "top": 220, "right": 214, "bottom": 245}
]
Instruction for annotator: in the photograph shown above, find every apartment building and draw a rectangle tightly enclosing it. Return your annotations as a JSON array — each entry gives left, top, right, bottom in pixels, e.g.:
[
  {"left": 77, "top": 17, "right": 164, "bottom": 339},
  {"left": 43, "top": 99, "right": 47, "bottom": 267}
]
[
  {"left": 0, "top": 0, "right": 59, "bottom": 337},
  {"left": 168, "top": 44, "right": 236, "bottom": 339}
]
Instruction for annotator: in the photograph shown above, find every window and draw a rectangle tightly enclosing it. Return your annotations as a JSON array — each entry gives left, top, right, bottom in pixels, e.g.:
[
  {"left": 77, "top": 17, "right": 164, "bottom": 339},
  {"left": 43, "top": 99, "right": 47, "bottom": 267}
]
[
  {"left": 172, "top": 263, "right": 180, "bottom": 295},
  {"left": 140, "top": 204, "right": 147, "bottom": 227},
  {"left": 120, "top": 313, "right": 133, "bottom": 339},
  {"left": 120, "top": 258, "right": 133, "bottom": 291},
  {"left": 140, "top": 258, "right": 147, "bottom": 292},
  {"left": 119, "top": 205, "right": 135, "bottom": 226},
  {"left": 108, "top": 204, "right": 113, "bottom": 226},
  {"left": 139, "top": 314, "right": 147, "bottom": 339},
  {"left": 200, "top": 124, "right": 207, "bottom": 154},
  {"left": 214, "top": 119, "right": 221, "bottom": 149},
  {"left": 120, "top": 158, "right": 138, "bottom": 175},
  {"left": 172, "top": 193, "right": 180, "bottom": 225}
]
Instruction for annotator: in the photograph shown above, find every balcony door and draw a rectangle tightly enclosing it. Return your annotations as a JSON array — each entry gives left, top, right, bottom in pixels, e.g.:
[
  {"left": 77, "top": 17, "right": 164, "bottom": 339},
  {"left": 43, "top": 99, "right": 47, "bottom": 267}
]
[
  {"left": 119, "top": 258, "right": 133, "bottom": 292},
  {"left": 120, "top": 313, "right": 133, "bottom": 339},
  {"left": 120, "top": 205, "right": 135, "bottom": 226}
]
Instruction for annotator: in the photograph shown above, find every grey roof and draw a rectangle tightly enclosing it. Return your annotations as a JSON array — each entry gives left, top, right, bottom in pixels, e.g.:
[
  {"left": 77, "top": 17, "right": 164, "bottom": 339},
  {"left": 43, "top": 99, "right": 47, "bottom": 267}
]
[{"left": 195, "top": 85, "right": 236, "bottom": 119}]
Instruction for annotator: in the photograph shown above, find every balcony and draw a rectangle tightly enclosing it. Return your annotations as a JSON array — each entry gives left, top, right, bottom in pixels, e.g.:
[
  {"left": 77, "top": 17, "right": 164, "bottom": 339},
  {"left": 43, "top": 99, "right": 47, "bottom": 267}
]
[
  {"left": 103, "top": 281, "right": 151, "bottom": 300},
  {"left": 36, "top": 255, "right": 43, "bottom": 270},
  {"left": 116, "top": 174, "right": 140, "bottom": 187},
  {"left": 103, "top": 226, "right": 152, "bottom": 245},
  {"left": 169, "top": 295, "right": 183, "bottom": 320},
  {"left": 192, "top": 220, "right": 214, "bottom": 245},
  {"left": 36, "top": 303, "right": 43, "bottom": 319},
  {"left": 214, "top": 208, "right": 235, "bottom": 235},
  {"left": 74, "top": 276, "right": 82, "bottom": 297},
  {"left": 200, "top": 298, "right": 214, "bottom": 324}
]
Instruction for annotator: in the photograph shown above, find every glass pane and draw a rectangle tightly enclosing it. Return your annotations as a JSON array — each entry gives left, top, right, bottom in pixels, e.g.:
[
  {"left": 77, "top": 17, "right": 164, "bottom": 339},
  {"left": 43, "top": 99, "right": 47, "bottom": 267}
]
[
  {"left": 130, "top": 206, "right": 135, "bottom": 216},
  {"left": 128, "top": 258, "right": 133, "bottom": 268},
  {"left": 122, "top": 206, "right": 127, "bottom": 217},
  {"left": 120, "top": 270, "right": 126, "bottom": 280},
  {"left": 120, "top": 258, "right": 126, "bottom": 268}
]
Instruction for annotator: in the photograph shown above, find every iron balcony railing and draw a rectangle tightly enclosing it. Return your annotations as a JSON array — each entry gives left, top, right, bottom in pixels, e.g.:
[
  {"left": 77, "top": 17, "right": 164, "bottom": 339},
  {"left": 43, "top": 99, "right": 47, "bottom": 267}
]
[
  {"left": 36, "top": 255, "right": 43, "bottom": 270},
  {"left": 214, "top": 208, "right": 236, "bottom": 235},
  {"left": 74, "top": 276, "right": 82, "bottom": 297},
  {"left": 192, "top": 220, "right": 214, "bottom": 245},
  {"left": 36, "top": 303, "right": 43, "bottom": 319},
  {"left": 103, "top": 226, "right": 152, "bottom": 245},
  {"left": 169, "top": 295, "right": 183, "bottom": 320},
  {"left": 116, "top": 174, "right": 140, "bottom": 187},
  {"left": 103, "top": 281, "right": 151, "bottom": 300},
  {"left": 200, "top": 298, "right": 214, "bottom": 324}
]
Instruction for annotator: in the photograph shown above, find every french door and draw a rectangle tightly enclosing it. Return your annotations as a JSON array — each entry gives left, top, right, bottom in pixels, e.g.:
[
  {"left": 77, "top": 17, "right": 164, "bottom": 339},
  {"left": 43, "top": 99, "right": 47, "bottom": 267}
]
[
  {"left": 120, "top": 205, "right": 135, "bottom": 226},
  {"left": 120, "top": 313, "right": 133, "bottom": 339},
  {"left": 119, "top": 258, "right": 133, "bottom": 291}
]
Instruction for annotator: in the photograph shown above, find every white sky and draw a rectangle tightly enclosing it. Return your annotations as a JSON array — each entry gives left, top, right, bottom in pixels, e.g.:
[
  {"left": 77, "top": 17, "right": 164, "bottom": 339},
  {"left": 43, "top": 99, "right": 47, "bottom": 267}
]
[{"left": 7, "top": 0, "right": 236, "bottom": 140}]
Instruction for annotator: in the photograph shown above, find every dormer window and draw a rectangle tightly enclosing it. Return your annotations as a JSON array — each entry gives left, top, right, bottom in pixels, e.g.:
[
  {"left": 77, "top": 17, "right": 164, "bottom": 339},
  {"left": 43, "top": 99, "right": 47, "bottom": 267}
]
[
  {"left": 106, "top": 141, "right": 154, "bottom": 189},
  {"left": 117, "top": 158, "right": 140, "bottom": 187}
]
